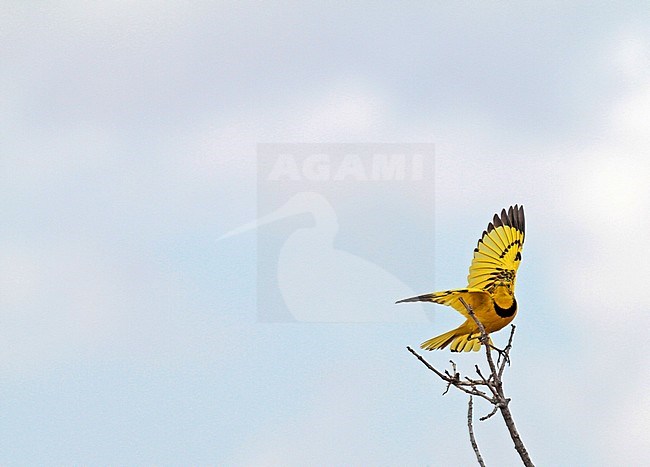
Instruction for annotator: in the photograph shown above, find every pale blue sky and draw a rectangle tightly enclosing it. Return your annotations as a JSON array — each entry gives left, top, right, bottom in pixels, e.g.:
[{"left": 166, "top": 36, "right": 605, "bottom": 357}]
[{"left": 3, "top": 2, "right": 650, "bottom": 465}]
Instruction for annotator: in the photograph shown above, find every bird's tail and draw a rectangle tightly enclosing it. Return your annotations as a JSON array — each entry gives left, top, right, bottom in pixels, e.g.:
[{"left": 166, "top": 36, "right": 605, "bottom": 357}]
[{"left": 420, "top": 328, "right": 492, "bottom": 352}]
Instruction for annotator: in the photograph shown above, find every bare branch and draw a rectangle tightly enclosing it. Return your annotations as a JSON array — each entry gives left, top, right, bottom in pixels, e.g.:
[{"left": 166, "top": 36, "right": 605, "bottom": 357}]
[
  {"left": 407, "top": 300, "right": 535, "bottom": 466},
  {"left": 457, "top": 298, "right": 534, "bottom": 467},
  {"left": 406, "top": 346, "right": 453, "bottom": 382},
  {"left": 406, "top": 346, "right": 495, "bottom": 404},
  {"left": 467, "top": 397, "right": 486, "bottom": 467}
]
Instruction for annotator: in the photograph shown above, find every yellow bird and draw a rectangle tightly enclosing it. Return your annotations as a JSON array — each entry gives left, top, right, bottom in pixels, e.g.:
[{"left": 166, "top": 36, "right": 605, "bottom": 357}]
[{"left": 397, "top": 205, "right": 525, "bottom": 352}]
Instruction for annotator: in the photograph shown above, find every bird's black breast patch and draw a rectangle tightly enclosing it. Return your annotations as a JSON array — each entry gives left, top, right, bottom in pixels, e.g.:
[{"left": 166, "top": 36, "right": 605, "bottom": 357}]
[{"left": 494, "top": 297, "right": 517, "bottom": 318}]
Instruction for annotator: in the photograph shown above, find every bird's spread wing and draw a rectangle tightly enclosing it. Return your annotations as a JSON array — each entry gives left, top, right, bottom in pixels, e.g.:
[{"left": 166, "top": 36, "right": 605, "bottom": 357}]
[
  {"left": 467, "top": 205, "right": 525, "bottom": 291},
  {"left": 396, "top": 288, "right": 489, "bottom": 319}
]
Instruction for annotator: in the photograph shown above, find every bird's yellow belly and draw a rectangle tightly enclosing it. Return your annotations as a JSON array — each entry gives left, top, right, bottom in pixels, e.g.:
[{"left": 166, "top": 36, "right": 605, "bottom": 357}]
[
  {"left": 468, "top": 300, "right": 517, "bottom": 334},
  {"left": 479, "top": 310, "right": 516, "bottom": 333}
]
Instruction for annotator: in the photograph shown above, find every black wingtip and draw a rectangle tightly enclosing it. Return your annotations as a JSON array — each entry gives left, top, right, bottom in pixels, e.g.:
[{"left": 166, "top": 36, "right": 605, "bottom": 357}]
[
  {"left": 396, "top": 293, "right": 432, "bottom": 304},
  {"left": 491, "top": 204, "right": 526, "bottom": 236},
  {"left": 396, "top": 297, "right": 415, "bottom": 304}
]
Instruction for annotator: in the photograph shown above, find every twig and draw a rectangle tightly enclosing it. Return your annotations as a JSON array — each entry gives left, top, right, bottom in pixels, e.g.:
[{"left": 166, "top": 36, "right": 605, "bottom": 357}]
[
  {"left": 407, "top": 347, "right": 495, "bottom": 404},
  {"left": 467, "top": 396, "right": 486, "bottom": 467},
  {"left": 479, "top": 405, "right": 499, "bottom": 422},
  {"left": 498, "top": 326, "right": 516, "bottom": 379}
]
